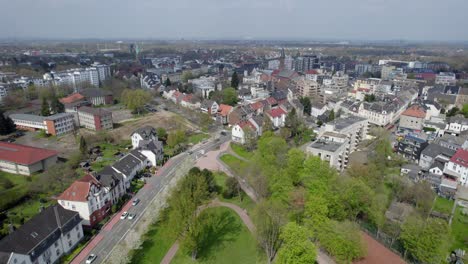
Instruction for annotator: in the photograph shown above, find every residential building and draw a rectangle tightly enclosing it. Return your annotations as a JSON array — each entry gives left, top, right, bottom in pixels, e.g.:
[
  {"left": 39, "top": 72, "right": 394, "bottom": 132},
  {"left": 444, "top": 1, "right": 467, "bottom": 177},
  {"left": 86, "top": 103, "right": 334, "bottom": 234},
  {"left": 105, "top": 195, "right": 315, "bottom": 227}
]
[
  {"left": 294, "top": 77, "right": 322, "bottom": 102},
  {"left": 9, "top": 113, "right": 75, "bottom": 136},
  {"left": 419, "top": 143, "right": 456, "bottom": 170},
  {"left": 131, "top": 126, "right": 164, "bottom": 166},
  {"left": 58, "top": 174, "right": 112, "bottom": 227},
  {"left": 218, "top": 104, "right": 233, "bottom": 125},
  {"left": 397, "top": 134, "right": 429, "bottom": 162},
  {"left": 321, "top": 116, "right": 368, "bottom": 153},
  {"left": 0, "top": 205, "right": 83, "bottom": 264},
  {"left": 355, "top": 64, "right": 373, "bottom": 75},
  {"left": 306, "top": 133, "right": 349, "bottom": 171},
  {"left": 231, "top": 118, "right": 262, "bottom": 144},
  {"left": 80, "top": 88, "right": 113, "bottom": 106},
  {"left": 266, "top": 107, "right": 287, "bottom": 128},
  {"left": 398, "top": 104, "right": 426, "bottom": 134},
  {"left": 456, "top": 87, "right": 468, "bottom": 108},
  {"left": 311, "top": 103, "right": 328, "bottom": 117},
  {"left": 445, "top": 115, "right": 468, "bottom": 136},
  {"left": 190, "top": 76, "right": 218, "bottom": 98},
  {"left": 0, "top": 142, "right": 58, "bottom": 176},
  {"left": 94, "top": 167, "right": 126, "bottom": 204},
  {"left": 435, "top": 72, "right": 457, "bottom": 86},
  {"left": 200, "top": 100, "right": 219, "bottom": 116},
  {"left": 111, "top": 150, "right": 150, "bottom": 188},
  {"left": 443, "top": 148, "right": 468, "bottom": 186},
  {"left": 77, "top": 106, "right": 113, "bottom": 131}
]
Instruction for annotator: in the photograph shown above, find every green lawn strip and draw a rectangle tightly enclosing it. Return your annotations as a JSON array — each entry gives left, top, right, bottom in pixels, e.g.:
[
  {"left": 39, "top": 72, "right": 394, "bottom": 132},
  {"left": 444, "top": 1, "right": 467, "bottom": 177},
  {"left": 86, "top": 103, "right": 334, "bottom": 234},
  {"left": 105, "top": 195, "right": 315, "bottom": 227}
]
[
  {"left": 171, "top": 207, "right": 262, "bottom": 264},
  {"left": 0, "top": 171, "right": 31, "bottom": 190},
  {"left": 219, "top": 154, "right": 249, "bottom": 175},
  {"left": 230, "top": 143, "right": 254, "bottom": 160},
  {"left": 128, "top": 220, "right": 178, "bottom": 264},
  {"left": 433, "top": 197, "right": 454, "bottom": 215},
  {"left": 450, "top": 207, "right": 468, "bottom": 250},
  {"left": 61, "top": 239, "right": 89, "bottom": 264},
  {"left": 188, "top": 133, "right": 209, "bottom": 145}
]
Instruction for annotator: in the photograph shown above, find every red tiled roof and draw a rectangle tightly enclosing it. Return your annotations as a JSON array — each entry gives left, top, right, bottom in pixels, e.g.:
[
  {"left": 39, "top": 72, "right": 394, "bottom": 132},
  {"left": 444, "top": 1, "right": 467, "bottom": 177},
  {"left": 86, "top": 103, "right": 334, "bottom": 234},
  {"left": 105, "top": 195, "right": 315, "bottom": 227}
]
[
  {"left": 306, "top": 70, "right": 319, "bottom": 75},
  {"left": 267, "top": 107, "right": 287, "bottom": 118},
  {"left": 402, "top": 105, "right": 426, "bottom": 119},
  {"left": 218, "top": 104, "right": 233, "bottom": 116},
  {"left": 238, "top": 120, "right": 256, "bottom": 130},
  {"left": 57, "top": 174, "right": 101, "bottom": 202},
  {"left": 450, "top": 149, "right": 468, "bottom": 168},
  {"left": 0, "top": 142, "right": 58, "bottom": 165},
  {"left": 59, "top": 93, "right": 84, "bottom": 104},
  {"left": 250, "top": 101, "right": 264, "bottom": 111},
  {"left": 266, "top": 97, "right": 277, "bottom": 105},
  {"left": 271, "top": 69, "right": 281, "bottom": 76}
]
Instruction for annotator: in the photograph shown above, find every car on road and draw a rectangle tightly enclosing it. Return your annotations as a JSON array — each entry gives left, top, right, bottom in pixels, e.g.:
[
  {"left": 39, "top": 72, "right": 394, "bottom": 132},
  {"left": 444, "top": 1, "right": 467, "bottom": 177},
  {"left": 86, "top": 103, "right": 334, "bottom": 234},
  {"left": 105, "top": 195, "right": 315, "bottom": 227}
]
[
  {"left": 85, "top": 254, "right": 97, "bottom": 264},
  {"left": 128, "top": 213, "right": 136, "bottom": 220},
  {"left": 132, "top": 198, "right": 140, "bottom": 206},
  {"left": 120, "top": 212, "right": 128, "bottom": 219}
]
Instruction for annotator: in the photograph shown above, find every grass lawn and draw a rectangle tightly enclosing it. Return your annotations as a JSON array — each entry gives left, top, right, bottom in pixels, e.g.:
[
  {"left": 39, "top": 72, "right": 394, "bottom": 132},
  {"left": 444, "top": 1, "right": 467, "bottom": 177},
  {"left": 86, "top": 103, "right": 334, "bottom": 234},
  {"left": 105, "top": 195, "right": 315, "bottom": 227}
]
[
  {"left": 188, "top": 133, "right": 209, "bottom": 145},
  {"left": 214, "top": 172, "right": 256, "bottom": 214},
  {"left": 219, "top": 154, "right": 250, "bottom": 175},
  {"left": 128, "top": 219, "right": 179, "bottom": 264},
  {"left": 230, "top": 143, "right": 254, "bottom": 160},
  {"left": 0, "top": 171, "right": 31, "bottom": 191},
  {"left": 433, "top": 196, "right": 455, "bottom": 215},
  {"left": 90, "top": 141, "right": 131, "bottom": 171},
  {"left": 451, "top": 207, "right": 468, "bottom": 250},
  {"left": 171, "top": 207, "right": 263, "bottom": 264}
]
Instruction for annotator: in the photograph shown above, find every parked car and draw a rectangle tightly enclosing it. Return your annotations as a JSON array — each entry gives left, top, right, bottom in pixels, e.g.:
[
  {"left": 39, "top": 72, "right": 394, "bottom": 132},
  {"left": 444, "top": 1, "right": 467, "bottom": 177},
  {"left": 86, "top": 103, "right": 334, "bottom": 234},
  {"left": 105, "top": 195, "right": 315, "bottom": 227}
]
[
  {"left": 132, "top": 198, "right": 140, "bottom": 206},
  {"left": 128, "top": 213, "right": 136, "bottom": 220},
  {"left": 85, "top": 254, "right": 97, "bottom": 264},
  {"left": 120, "top": 212, "right": 128, "bottom": 219}
]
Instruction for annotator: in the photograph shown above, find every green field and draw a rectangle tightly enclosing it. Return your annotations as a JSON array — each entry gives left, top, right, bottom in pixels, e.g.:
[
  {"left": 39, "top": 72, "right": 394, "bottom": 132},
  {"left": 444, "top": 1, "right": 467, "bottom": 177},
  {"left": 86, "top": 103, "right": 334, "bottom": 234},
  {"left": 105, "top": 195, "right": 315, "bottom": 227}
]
[
  {"left": 451, "top": 207, "right": 468, "bottom": 250},
  {"left": 219, "top": 154, "right": 250, "bottom": 175},
  {"left": 171, "top": 207, "right": 262, "bottom": 264},
  {"left": 433, "top": 197, "right": 454, "bottom": 215},
  {"left": 230, "top": 144, "right": 254, "bottom": 160},
  {"left": 90, "top": 141, "right": 131, "bottom": 171},
  {"left": 188, "top": 133, "right": 209, "bottom": 145}
]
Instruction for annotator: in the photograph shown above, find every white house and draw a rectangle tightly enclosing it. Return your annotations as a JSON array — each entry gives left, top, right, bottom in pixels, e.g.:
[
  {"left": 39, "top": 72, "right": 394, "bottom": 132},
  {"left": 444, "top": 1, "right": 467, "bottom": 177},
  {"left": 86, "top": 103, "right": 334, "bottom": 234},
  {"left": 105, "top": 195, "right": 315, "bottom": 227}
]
[
  {"left": 0, "top": 205, "right": 83, "bottom": 264},
  {"left": 231, "top": 118, "right": 262, "bottom": 144},
  {"left": 443, "top": 148, "right": 468, "bottom": 186},
  {"left": 111, "top": 150, "right": 150, "bottom": 188},
  {"left": 200, "top": 100, "right": 219, "bottom": 116},
  {"left": 266, "top": 107, "right": 287, "bottom": 128},
  {"left": 58, "top": 174, "right": 112, "bottom": 227},
  {"left": 132, "top": 126, "right": 158, "bottom": 149},
  {"left": 311, "top": 103, "right": 328, "bottom": 117},
  {"left": 445, "top": 115, "right": 468, "bottom": 136}
]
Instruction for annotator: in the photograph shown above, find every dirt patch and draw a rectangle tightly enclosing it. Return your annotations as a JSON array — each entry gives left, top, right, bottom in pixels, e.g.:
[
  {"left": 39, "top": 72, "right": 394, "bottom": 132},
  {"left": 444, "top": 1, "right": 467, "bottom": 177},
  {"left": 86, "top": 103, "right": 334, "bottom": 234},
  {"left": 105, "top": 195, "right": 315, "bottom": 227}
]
[
  {"left": 108, "top": 110, "right": 199, "bottom": 141},
  {"left": 14, "top": 131, "right": 78, "bottom": 158},
  {"left": 354, "top": 232, "right": 406, "bottom": 264}
]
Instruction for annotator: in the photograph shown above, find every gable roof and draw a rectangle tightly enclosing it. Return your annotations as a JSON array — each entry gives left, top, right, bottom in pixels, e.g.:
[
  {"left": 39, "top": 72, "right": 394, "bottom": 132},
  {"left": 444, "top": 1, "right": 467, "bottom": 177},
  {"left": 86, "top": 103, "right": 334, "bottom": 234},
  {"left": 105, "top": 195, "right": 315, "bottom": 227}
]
[
  {"left": 0, "top": 205, "right": 80, "bottom": 257},
  {"left": 132, "top": 126, "right": 157, "bottom": 140},
  {"left": 267, "top": 107, "right": 287, "bottom": 118},
  {"left": 249, "top": 101, "right": 264, "bottom": 111},
  {"left": 218, "top": 104, "right": 233, "bottom": 116},
  {"left": 59, "top": 93, "right": 84, "bottom": 104},
  {"left": 57, "top": 179, "right": 95, "bottom": 202},
  {"left": 450, "top": 148, "right": 468, "bottom": 168},
  {"left": 402, "top": 104, "right": 426, "bottom": 119},
  {"left": 0, "top": 142, "right": 58, "bottom": 165}
]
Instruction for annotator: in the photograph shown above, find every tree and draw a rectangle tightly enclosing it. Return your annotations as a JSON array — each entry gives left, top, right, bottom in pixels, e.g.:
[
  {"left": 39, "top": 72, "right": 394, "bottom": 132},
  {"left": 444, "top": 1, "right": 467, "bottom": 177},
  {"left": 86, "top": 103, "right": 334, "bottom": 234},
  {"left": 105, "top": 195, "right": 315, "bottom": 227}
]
[
  {"left": 165, "top": 77, "right": 172, "bottom": 87},
  {"left": 364, "top": 94, "right": 376, "bottom": 102},
  {"left": 156, "top": 127, "right": 168, "bottom": 141},
  {"left": 285, "top": 108, "right": 300, "bottom": 137},
  {"left": 243, "top": 126, "right": 257, "bottom": 151},
  {"left": 253, "top": 200, "right": 287, "bottom": 264},
  {"left": 221, "top": 87, "right": 238, "bottom": 106},
  {"left": 263, "top": 115, "right": 274, "bottom": 132},
  {"left": 299, "top": 97, "right": 311, "bottom": 115},
  {"left": 224, "top": 176, "right": 241, "bottom": 199},
  {"left": 447, "top": 107, "right": 459, "bottom": 117},
  {"left": 50, "top": 96, "right": 64, "bottom": 114},
  {"left": 462, "top": 104, "right": 468, "bottom": 118},
  {"left": 0, "top": 109, "right": 15, "bottom": 135},
  {"left": 120, "top": 89, "right": 151, "bottom": 114},
  {"left": 317, "top": 220, "right": 367, "bottom": 263},
  {"left": 79, "top": 136, "right": 87, "bottom": 155},
  {"left": 41, "top": 97, "right": 50, "bottom": 116},
  {"left": 276, "top": 222, "right": 316, "bottom": 264},
  {"left": 328, "top": 109, "right": 335, "bottom": 121},
  {"left": 181, "top": 71, "right": 194, "bottom": 83},
  {"left": 400, "top": 215, "right": 450, "bottom": 263},
  {"left": 231, "top": 72, "right": 239, "bottom": 89}
]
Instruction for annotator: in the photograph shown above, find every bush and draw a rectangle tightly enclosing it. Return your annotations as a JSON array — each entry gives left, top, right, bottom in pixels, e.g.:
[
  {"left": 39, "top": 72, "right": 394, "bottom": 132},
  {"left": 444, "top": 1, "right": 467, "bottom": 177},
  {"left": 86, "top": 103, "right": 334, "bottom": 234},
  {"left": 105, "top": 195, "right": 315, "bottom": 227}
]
[{"left": 0, "top": 178, "right": 14, "bottom": 189}]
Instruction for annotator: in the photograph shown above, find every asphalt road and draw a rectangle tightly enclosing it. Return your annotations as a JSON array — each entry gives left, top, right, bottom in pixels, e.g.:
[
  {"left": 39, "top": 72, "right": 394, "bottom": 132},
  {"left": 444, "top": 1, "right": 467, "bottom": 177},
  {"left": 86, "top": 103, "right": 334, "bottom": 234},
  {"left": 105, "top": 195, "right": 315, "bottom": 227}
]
[{"left": 74, "top": 134, "right": 231, "bottom": 264}]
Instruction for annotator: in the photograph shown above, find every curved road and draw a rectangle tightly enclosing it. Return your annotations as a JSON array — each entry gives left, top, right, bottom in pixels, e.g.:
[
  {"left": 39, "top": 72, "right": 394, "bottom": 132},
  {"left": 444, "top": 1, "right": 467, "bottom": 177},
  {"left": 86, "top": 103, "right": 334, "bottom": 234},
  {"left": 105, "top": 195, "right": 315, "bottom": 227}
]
[{"left": 160, "top": 199, "right": 255, "bottom": 264}]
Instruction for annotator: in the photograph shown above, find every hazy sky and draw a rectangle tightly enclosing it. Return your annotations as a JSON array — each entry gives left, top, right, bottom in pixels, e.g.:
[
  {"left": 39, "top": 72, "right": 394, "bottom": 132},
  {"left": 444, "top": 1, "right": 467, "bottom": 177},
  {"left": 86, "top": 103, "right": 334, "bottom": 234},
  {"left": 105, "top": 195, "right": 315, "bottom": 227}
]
[{"left": 1, "top": 0, "right": 467, "bottom": 41}]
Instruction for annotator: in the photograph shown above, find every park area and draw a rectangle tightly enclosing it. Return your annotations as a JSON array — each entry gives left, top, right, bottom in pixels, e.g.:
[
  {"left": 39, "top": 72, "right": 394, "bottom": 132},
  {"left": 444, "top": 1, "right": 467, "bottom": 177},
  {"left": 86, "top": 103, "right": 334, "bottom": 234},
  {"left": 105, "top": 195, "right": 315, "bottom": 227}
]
[{"left": 128, "top": 172, "right": 263, "bottom": 264}]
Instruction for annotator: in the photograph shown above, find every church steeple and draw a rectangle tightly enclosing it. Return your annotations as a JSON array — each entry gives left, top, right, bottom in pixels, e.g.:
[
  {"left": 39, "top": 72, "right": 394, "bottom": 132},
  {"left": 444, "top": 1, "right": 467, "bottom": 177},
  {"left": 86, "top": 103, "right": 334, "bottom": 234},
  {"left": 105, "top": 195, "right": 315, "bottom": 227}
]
[{"left": 279, "top": 48, "right": 285, "bottom": 69}]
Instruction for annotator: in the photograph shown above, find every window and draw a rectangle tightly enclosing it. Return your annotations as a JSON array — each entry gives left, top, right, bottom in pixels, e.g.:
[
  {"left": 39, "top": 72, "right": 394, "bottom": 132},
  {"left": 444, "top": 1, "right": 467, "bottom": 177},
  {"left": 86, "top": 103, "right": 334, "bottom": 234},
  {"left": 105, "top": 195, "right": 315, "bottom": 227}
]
[
  {"left": 75, "top": 226, "right": 79, "bottom": 231},
  {"left": 67, "top": 233, "right": 71, "bottom": 239},
  {"left": 54, "top": 241, "right": 58, "bottom": 247},
  {"left": 72, "top": 205, "right": 76, "bottom": 210},
  {"left": 68, "top": 241, "right": 72, "bottom": 247},
  {"left": 56, "top": 249, "right": 60, "bottom": 256}
]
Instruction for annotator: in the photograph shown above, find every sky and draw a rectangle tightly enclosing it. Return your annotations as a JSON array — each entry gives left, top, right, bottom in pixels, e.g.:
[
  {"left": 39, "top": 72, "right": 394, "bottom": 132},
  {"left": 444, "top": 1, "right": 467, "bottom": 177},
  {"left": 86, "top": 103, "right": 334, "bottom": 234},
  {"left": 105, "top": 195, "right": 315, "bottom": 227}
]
[{"left": 1, "top": 0, "right": 467, "bottom": 41}]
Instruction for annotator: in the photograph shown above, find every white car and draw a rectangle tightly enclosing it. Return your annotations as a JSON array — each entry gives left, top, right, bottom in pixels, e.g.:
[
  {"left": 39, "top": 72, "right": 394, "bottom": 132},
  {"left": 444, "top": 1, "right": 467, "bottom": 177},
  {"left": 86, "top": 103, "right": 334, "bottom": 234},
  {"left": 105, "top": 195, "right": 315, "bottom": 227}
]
[
  {"left": 132, "top": 198, "right": 140, "bottom": 206},
  {"left": 85, "top": 254, "right": 97, "bottom": 264},
  {"left": 120, "top": 212, "right": 128, "bottom": 219},
  {"left": 128, "top": 213, "right": 136, "bottom": 220}
]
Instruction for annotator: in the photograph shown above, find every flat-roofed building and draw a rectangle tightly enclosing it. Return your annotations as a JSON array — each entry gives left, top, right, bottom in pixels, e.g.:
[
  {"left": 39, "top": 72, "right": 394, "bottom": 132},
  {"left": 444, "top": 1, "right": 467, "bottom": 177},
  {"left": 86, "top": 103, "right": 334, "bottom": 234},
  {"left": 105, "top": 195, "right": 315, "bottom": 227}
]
[
  {"left": 77, "top": 106, "right": 113, "bottom": 131},
  {"left": 9, "top": 113, "right": 75, "bottom": 136}
]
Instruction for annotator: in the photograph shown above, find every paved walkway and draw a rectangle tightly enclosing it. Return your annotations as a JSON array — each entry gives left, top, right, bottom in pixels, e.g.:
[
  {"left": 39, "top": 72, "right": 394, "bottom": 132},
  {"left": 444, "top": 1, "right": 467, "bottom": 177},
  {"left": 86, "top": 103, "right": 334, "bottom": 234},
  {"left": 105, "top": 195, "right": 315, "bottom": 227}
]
[{"left": 160, "top": 200, "right": 255, "bottom": 264}]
